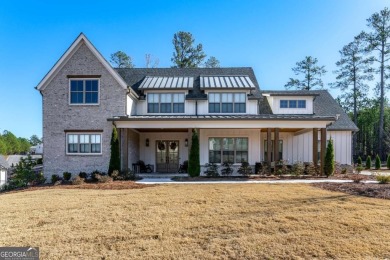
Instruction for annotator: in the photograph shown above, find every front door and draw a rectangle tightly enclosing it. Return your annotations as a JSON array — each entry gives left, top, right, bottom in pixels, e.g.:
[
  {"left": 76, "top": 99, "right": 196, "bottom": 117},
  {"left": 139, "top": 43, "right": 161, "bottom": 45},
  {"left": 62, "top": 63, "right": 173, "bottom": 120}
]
[{"left": 156, "top": 140, "right": 179, "bottom": 173}]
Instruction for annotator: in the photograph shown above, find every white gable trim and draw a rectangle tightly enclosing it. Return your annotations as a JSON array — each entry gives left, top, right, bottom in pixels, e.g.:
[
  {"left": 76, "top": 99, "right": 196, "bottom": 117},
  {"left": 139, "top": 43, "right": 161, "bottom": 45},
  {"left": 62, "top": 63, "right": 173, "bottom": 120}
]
[{"left": 36, "top": 33, "right": 128, "bottom": 91}]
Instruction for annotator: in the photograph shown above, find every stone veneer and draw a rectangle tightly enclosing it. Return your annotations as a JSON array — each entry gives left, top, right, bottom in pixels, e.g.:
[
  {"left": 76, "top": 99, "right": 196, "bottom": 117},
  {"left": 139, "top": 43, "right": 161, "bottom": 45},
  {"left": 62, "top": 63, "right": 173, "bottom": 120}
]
[{"left": 41, "top": 42, "right": 126, "bottom": 178}]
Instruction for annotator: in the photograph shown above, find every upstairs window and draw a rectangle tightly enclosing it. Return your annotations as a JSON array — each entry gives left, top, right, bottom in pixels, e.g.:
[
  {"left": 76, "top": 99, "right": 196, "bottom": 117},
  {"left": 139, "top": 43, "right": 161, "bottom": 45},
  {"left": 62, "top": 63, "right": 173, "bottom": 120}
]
[
  {"left": 280, "top": 100, "right": 306, "bottom": 109},
  {"left": 147, "top": 93, "right": 185, "bottom": 113},
  {"left": 70, "top": 79, "right": 99, "bottom": 104},
  {"left": 209, "top": 93, "right": 246, "bottom": 113}
]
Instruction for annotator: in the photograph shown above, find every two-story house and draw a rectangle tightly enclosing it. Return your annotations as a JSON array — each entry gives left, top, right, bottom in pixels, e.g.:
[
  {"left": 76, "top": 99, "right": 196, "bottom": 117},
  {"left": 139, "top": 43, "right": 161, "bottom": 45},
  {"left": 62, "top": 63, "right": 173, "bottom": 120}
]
[{"left": 36, "top": 33, "right": 358, "bottom": 177}]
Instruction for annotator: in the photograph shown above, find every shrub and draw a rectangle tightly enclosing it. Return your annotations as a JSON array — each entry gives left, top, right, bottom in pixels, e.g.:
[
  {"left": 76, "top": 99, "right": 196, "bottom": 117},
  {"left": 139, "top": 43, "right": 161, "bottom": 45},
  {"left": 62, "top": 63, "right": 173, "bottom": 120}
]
[
  {"left": 72, "top": 176, "right": 85, "bottom": 185},
  {"left": 275, "top": 160, "right": 289, "bottom": 175},
  {"left": 91, "top": 170, "right": 106, "bottom": 182},
  {"left": 204, "top": 163, "right": 219, "bottom": 177},
  {"left": 96, "top": 174, "right": 113, "bottom": 183},
  {"left": 334, "top": 162, "right": 342, "bottom": 175},
  {"left": 221, "top": 161, "right": 233, "bottom": 176},
  {"left": 341, "top": 168, "right": 347, "bottom": 174},
  {"left": 376, "top": 175, "right": 390, "bottom": 184},
  {"left": 375, "top": 155, "right": 381, "bottom": 170},
  {"left": 306, "top": 162, "right": 319, "bottom": 176},
  {"left": 324, "top": 138, "right": 335, "bottom": 177},
  {"left": 291, "top": 162, "right": 305, "bottom": 176},
  {"left": 238, "top": 161, "right": 252, "bottom": 176},
  {"left": 36, "top": 158, "right": 43, "bottom": 165},
  {"left": 351, "top": 174, "right": 365, "bottom": 183},
  {"left": 356, "top": 166, "right": 364, "bottom": 174},
  {"left": 63, "top": 172, "right": 72, "bottom": 181},
  {"left": 115, "top": 169, "right": 139, "bottom": 181},
  {"left": 366, "top": 156, "right": 371, "bottom": 169},
  {"left": 387, "top": 154, "right": 390, "bottom": 169},
  {"left": 51, "top": 174, "right": 60, "bottom": 184},
  {"left": 188, "top": 129, "right": 200, "bottom": 177},
  {"left": 79, "top": 172, "right": 88, "bottom": 179},
  {"left": 108, "top": 126, "right": 120, "bottom": 175},
  {"left": 357, "top": 156, "right": 362, "bottom": 166}
]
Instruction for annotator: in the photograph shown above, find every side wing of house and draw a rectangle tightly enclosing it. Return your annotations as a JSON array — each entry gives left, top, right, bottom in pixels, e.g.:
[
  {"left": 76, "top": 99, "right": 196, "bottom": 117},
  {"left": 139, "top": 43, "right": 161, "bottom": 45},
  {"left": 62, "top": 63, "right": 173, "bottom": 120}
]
[{"left": 36, "top": 34, "right": 128, "bottom": 177}]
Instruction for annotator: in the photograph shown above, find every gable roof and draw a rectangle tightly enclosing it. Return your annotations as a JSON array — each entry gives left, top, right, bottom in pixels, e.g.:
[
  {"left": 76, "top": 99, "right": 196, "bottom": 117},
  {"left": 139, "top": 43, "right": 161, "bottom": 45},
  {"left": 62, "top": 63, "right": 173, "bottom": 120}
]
[
  {"left": 0, "top": 155, "right": 9, "bottom": 169},
  {"left": 36, "top": 33, "right": 128, "bottom": 91},
  {"left": 260, "top": 90, "right": 359, "bottom": 131}
]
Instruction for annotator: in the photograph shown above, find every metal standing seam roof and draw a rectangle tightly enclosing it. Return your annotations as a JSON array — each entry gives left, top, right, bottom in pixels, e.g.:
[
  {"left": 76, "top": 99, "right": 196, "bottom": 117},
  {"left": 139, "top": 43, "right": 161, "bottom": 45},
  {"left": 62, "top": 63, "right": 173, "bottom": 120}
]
[
  {"left": 200, "top": 76, "right": 256, "bottom": 89},
  {"left": 139, "top": 76, "right": 194, "bottom": 89}
]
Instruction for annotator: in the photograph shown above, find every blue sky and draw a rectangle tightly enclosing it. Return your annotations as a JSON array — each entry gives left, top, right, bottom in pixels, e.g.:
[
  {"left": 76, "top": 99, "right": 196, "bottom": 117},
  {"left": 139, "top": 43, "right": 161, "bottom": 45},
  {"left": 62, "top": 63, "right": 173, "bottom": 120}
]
[{"left": 0, "top": 0, "right": 389, "bottom": 139}]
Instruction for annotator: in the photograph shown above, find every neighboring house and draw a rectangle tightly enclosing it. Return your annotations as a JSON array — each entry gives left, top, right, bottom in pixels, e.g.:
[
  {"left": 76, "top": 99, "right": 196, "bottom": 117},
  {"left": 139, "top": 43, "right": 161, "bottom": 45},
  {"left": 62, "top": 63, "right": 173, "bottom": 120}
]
[
  {"left": 30, "top": 144, "right": 43, "bottom": 155},
  {"left": 0, "top": 155, "right": 9, "bottom": 186},
  {"left": 36, "top": 33, "right": 358, "bottom": 177}
]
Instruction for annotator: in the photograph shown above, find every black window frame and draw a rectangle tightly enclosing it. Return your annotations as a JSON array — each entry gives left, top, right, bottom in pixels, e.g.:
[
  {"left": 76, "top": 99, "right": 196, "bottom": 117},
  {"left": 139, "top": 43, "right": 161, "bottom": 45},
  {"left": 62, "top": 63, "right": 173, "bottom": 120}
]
[
  {"left": 147, "top": 93, "right": 185, "bottom": 113},
  {"left": 209, "top": 137, "right": 249, "bottom": 164},
  {"left": 208, "top": 93, "right": 246, "bottom": 113}
]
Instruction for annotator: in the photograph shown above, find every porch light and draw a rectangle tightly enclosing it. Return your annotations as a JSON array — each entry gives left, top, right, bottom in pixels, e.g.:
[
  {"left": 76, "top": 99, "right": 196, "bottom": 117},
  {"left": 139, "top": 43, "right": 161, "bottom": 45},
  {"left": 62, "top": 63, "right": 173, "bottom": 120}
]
[
  {"left": 146, "top": 138, "right": 149, "bottom": 147},
  {"left": 185, "top": 138, "right": 188, "bottom": 147}
]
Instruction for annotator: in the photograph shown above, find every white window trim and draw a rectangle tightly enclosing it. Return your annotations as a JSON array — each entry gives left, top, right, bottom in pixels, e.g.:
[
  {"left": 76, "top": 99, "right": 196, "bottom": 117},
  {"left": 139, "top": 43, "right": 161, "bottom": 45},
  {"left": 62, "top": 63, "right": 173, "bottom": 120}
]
[
  {"left": 68, "top": 78, "right": 101, "bottom": 106},
  {"left": 147, "top": 92, "right": 186, "bottom": 114},
  {"left": 279, "top": 99, "right": 306, "bottom": 109},
  {"left": 65, "top": 132, "right": 103, "bottom": 156}
]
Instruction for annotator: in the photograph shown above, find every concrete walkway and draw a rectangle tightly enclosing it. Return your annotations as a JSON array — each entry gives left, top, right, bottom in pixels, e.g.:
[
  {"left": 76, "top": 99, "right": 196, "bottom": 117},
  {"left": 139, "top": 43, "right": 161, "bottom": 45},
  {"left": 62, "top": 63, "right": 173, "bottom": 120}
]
[{"left": 136, "top": 178, "right": 379, "bottom": 185}]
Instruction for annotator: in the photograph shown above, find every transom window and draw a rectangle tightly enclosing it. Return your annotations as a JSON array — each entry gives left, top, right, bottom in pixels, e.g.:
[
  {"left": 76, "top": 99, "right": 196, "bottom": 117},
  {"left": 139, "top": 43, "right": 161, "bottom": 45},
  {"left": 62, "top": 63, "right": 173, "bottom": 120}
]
[
  {"left": 280, "top": 100, "right": 306, "bottom": 108},
  {"left": 264, "top": 140, "right": 283, "bottom": 161},
  {"left": 147, "top": 93, "right": 185, "bottom": 113},
  {"left": 209, "top": 93, "right": 246, "bottom": 113},
  {"left": 209, "top": 137, "right": 248, "bottom": 163},
  {"left": 70, "top": 79, "right": 99, "bottom": 104},
  {"left": 67, "top": 133, "right": 102, "bottom": 154}
]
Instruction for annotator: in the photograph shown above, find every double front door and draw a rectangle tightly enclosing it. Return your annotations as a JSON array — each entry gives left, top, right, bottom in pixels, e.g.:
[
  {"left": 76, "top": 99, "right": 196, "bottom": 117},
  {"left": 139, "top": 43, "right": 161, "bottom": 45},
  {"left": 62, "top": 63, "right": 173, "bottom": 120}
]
[{"left": 156, "top": 140, "right": 179, "bottom": 173}]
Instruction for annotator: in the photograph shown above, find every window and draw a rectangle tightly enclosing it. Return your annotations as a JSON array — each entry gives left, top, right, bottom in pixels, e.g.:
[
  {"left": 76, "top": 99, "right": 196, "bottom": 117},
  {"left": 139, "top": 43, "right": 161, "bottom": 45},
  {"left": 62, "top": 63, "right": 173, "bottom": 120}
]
[
  {"left": 67, "top": 133, "right": 101, "bottom": 154},
  {"left": 280, "top": 100, "right": 306, "bottom": 109},
  {"left": 208, "top": 93, "right": 246, "bottom": 113},
  {"left": 209, "top": 137, "right": 248, "bottom": 163},
  {"left": 70, "top": 79, "right": 99, "bottom": 104},
  {"left": 147, "top": 93, "right": 185, "bottom": 113},
  {"left": 264, "top": 140, "right": 283, "bottom": 161}
]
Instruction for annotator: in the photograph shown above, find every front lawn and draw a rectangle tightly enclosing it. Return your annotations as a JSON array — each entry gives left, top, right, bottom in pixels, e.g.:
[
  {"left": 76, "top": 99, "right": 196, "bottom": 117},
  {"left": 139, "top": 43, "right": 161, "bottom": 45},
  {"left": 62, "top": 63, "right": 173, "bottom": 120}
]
[{"left": 1, "top": 184, "right": 390, "bottom": 259}]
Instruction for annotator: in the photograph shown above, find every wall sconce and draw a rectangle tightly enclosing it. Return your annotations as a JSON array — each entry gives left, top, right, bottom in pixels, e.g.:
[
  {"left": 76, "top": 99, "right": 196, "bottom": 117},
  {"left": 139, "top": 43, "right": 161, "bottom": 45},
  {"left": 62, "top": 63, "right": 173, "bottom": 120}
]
[
  {"left": 185, "top": 138, "right": 188, "bottom": 147},
  {"left": 145, "top": 138, "right": 149, "bottom": 147}
]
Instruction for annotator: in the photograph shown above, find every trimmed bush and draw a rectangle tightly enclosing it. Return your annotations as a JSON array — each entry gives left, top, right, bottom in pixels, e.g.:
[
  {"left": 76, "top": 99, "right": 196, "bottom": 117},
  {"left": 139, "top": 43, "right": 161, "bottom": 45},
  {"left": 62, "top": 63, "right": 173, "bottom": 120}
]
[
  {"left": 51, "top": 174, "right": 60, "bottom": 184},
  {"left": 291, "top": 162, "right": 305, "bottom": 176},
  {"left": 221, "top": 161, "right": 233, "bottom": 176},
  {"left": 96, "top": 175, "right": 113, "bottom": 183},
  {"left": 204, "top": 163, "right": 219, "bottom": 177},
  {"left": 108, "top": 126, "right": 120, "bottom": 175},
  {"left": 91, "top": 170, "right": 106, "bottom": 182},
  {"left": 238, "top": 161, "right": 252, "bottom": 176},
  {"left": 351, "top": 174, "right": 365, "bottom": 183},
  {"left": 375, "top": 155, "right": 381, "bottom": 170},
  {"left": 324, "top": 138, "right": 335, "bottom": 177},
  {"left": 72, "top": 176, "right": 85, "bottom": 185},
  {"left": 356, "top": 166, "right": 364, "bottom": 174},
  {"left": 357, "top": 156, "right": 362, "bottom": 166},
  {"left": 79, "top": 172, "right": 88, "bottom": 179},
  {"left": 188, "top": 129, "right": 200, "bottom": 177},
  {"left": 387, "top": 154, "right": 390, "bottom": 169},
  {"left": 63, "top": 172, "right": 72, "bottom": 181},
  {"left": 376, "top": 175, "right": 390, "bottom": 184},
  {"left": 306, "top": 162, "right": 319, "bottom": 176},
  {"left": 365, "top": 156, "right": 371, "bottom": 169}
]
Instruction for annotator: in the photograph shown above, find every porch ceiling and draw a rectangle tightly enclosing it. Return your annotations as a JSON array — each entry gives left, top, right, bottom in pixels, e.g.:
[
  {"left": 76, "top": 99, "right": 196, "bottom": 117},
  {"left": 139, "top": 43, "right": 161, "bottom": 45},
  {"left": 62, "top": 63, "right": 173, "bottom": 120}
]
[{"left": 135, "top": 128, "right": 189, "bottom": 133}]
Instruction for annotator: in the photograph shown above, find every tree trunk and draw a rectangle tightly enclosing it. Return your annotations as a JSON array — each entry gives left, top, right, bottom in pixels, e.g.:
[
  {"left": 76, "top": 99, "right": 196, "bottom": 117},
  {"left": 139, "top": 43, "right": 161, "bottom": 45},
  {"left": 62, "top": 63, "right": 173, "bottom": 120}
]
[
  {"left": 378, "top": 46, "right": 385, "bottom": 159},
  {"left": 353, "top": 69, "right": 357, "bottom": 160}
]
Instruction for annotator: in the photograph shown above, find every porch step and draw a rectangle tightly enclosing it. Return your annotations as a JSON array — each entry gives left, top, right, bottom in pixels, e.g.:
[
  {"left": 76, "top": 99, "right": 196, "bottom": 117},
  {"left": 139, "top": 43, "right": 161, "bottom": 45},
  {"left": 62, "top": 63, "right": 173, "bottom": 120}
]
[{"left": 138, "top": 173, "right": 188, "bottom": 178}]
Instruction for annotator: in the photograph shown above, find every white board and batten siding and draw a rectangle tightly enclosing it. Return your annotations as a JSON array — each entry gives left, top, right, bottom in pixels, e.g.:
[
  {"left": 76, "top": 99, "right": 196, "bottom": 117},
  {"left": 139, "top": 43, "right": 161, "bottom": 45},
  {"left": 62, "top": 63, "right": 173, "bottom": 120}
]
[
  {"left": 266, "top": 96, "right": 314, "bottom": 114},
  {"left": 0, "top": 169, "right": 7, "bottom": 187}
]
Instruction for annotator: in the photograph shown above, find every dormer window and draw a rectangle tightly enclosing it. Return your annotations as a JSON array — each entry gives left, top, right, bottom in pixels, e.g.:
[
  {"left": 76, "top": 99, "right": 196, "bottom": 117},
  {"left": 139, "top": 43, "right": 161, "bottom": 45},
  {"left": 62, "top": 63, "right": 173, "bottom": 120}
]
[
  {"left": 69, "top": 79, "right": 99, "bottom": 104},
  {"left": 209, "top": 93, "right": 246, "bottom": 113},
  {"left": 147, "top": 93, "right": 185, "bottom": 113},
  {"left": 280, "top": 100, "right": 306, "bottom": 109}
]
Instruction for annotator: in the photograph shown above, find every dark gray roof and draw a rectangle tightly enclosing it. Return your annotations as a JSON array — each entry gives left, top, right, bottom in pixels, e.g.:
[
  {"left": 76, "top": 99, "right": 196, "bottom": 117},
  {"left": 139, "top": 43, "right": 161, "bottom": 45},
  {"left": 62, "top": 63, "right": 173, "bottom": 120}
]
[
  {"left": 109, "top": 114, "right": 335, "bottom": 121},
  {"left": 0, "top": 155, "right": 9, "bottom": 169},
  {"left": 115, "top": 67, "right": 262, "bottom": 100},
  {"left": 260, "top": 90, "right": 358, "bottom": 131}
]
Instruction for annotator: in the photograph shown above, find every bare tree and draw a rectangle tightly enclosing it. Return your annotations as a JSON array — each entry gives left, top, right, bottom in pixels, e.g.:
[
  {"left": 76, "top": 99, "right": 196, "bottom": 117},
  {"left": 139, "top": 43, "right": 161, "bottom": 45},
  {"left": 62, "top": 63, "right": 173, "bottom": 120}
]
[{"left": 145, "top": 54, "right": 159, "bottom": 68}]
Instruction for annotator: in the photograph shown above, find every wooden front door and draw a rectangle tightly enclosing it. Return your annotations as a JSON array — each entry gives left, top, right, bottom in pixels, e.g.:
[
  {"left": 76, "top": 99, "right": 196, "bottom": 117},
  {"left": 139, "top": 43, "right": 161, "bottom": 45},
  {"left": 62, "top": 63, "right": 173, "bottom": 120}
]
[{"left": 156, "top": 140, "right": 179, "bottom": 173}]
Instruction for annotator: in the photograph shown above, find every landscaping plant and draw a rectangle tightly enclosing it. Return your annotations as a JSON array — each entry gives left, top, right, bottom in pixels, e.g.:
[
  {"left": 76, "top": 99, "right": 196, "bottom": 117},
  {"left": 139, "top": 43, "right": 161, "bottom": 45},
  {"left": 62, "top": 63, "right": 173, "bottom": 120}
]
[
  {"left": 324, "top": 138, "right": 335, "bottom": 177},
  {"left": 188, "top": 129, "right": 200, "bottom": 177},
  {"left": 375, "top": 155, "right": 381, "bottom": 170},
  {"left": 237, "top": 161, "right": 252, "bottom": 176},
  {"left": 63, "top": 172, "right": 72, "bottom": 181},
  {"left": 365, "top": 155, "right": 371, "bottom": 169},
  {"left": 357, "top": 156, "right": 362, "bottom": 166},
  {"left": 204, "top": 163, "right": 219, "bottom": 177},
  {"left": 221, "top": 161, "right": 233, "bottom": 176},
  {"left": 376, "top": 175, "right": 390, "bottom": 184},
  {"left": 108, "top": 126, "right": 120, "bottom": 175},
  {"left": 387, "top": 154, "right": 390, "bottom": 169},
  {"left": 51, "top": 174, "right": 60, "bottom": 184}
]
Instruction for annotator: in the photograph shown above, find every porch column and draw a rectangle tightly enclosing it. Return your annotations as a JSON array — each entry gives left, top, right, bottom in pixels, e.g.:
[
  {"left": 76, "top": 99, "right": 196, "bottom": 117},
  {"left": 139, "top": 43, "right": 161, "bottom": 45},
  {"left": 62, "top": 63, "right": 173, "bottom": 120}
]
[
  {"left": 313, "top": 128, "right": 318, "bottom": 166},
  {"left": 320, "top": 128, "right": 327, "bottom": 175},
  {"left": 267, "top": 128, "right": 272, "bottom": 163},
  {"left": 187, "top": 128, "right": 193, "bottom": 151},
  {"left": 120, "top": 128, "right": 128, "bottom": 171},
  {"left": 274, "top": 128, "right": 279, "bottom": 162}
]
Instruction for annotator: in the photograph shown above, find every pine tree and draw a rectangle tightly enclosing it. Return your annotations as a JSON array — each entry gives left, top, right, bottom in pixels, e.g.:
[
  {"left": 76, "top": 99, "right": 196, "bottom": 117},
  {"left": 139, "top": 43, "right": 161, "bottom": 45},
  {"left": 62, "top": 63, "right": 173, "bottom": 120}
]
[
  {"left": 357, "top": 156, "right": 362, "bottom": 166},
  {"left": 387, "top": 154, "right": 390, "bottom": 169},
  {"left": 188, "top": 129, "right": 200, "bottom": 177},
  {"left": 375, "top": 154, "right": 381, "bottom": 169},
  {"left": 171, "top": 31, "right": 206, "bottom": 68},
  {"left": 365, "top": 155, "right": 371, "bottom": 169},
  {"left": 324, "top": 138, "right": 335, "bottom": 177},
  {"left": 108, "top": 126, "right": 120, "bottom": 175}
]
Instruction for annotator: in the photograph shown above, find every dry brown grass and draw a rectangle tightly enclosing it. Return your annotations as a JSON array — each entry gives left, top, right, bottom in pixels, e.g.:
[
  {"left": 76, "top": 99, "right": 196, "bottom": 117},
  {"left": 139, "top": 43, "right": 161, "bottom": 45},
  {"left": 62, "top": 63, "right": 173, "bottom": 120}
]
[{"left": 1, "top": 184, "right": 390, "bottom": 259}]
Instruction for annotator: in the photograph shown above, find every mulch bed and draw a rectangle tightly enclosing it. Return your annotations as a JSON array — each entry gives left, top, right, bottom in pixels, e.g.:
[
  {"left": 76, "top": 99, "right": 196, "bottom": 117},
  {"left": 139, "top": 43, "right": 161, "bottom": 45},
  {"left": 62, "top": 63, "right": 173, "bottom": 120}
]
[
  {"left": 0, "top": 181, "right": 153, "bottom": 195},
  {"left": 312, "top": 182, "right": 390, "bottom": 200}
]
